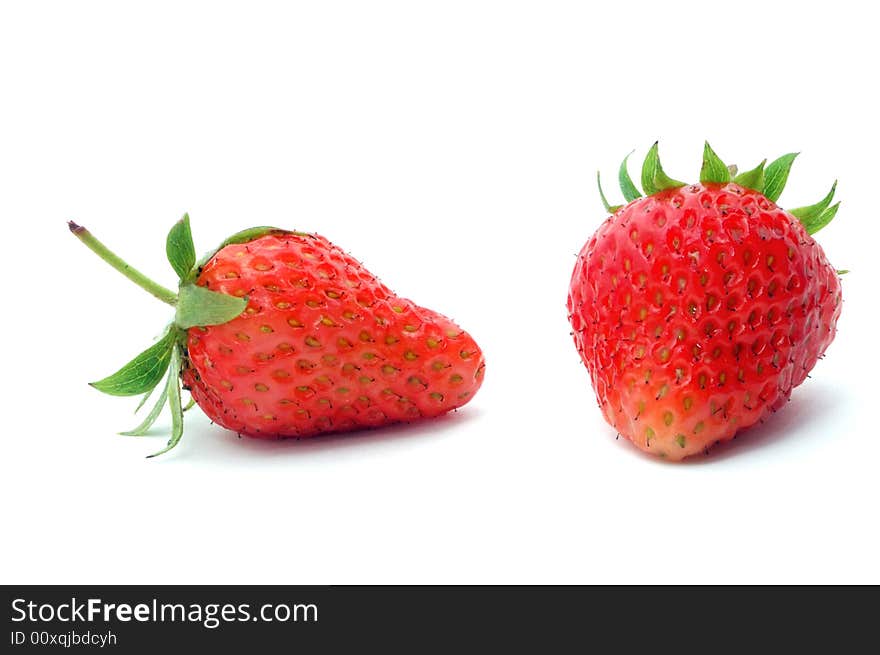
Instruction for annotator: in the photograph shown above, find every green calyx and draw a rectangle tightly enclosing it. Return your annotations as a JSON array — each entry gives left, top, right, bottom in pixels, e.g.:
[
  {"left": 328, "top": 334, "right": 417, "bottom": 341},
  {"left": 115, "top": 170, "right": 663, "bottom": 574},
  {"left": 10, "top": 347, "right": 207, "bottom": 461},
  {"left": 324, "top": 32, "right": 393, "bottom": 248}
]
[
  {"left": 596, "top": 141, "right": 841, "bottom": 235},
  {"left": 641, "top": 142, "right": 686, "bottom": 195},
  {"left": 70, "top": 215, "right": 302, "bottom": 457},
  {"left": 790, "top": 181, "right": 840, "bottom": 234}
]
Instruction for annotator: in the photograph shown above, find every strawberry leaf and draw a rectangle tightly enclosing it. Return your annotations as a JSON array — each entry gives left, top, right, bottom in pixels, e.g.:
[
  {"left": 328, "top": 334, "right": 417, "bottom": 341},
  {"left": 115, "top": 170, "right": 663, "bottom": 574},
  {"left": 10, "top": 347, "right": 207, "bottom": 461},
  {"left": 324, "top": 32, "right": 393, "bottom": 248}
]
[
  {"left": 700, "top": 142, "right": 730, "bottom": 184},
  {"left": 763, "top": 153, "right": 799, "bottom": 202},
  {"left": 175, "top": 283, "right": 247, "bottom": 329},
  {"left": 90, "top": 329, "right": 176, "bottom": 396},
  {"left": 801, "top": 201, "right": 840, "bottom": 235},
  {"left": 134, "top": 383, "right": 157, "bottom": 413},
  {"left": 618, "top": 152, "right": 642, "bottom": 202},
  {"left": 790, "top": 181, "right": 837, "bottom": 225},
  {"left": 641, "top": 142, "right": 685, "bottom": 195},
  {"left": 147, "top": 347, "right": 185, "bottom": 457},
  {"left": 733, "top": 159, "right": 766, "bottom": 192},
  {"left": 166, "top": 213, "right": 196, "bottom": 281},
  {"left": 120, "top": 378, "right": 170, "bottom": 436},
  {"left": 597, "top": 171, "right": 622, "bottom": 213}
]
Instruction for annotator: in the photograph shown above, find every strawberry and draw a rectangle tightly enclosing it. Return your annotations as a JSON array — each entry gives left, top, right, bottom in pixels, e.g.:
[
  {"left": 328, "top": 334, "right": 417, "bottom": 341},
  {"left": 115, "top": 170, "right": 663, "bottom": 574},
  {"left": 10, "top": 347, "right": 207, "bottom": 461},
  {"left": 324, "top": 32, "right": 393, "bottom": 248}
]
[
  {"left": 70, "top": 219, "right": 485, "bottom": 456},
  {"left": 567, "top": 143, "right": 842, "bottom": 461}
]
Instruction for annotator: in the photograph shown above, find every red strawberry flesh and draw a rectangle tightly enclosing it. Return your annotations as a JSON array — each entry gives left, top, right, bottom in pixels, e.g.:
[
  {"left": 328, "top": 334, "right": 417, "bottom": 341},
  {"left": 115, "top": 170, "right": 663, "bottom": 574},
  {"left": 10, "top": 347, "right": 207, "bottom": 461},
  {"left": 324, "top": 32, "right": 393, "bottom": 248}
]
[{"left": 184, "top": 233, "right": 485, "bottom": 438}]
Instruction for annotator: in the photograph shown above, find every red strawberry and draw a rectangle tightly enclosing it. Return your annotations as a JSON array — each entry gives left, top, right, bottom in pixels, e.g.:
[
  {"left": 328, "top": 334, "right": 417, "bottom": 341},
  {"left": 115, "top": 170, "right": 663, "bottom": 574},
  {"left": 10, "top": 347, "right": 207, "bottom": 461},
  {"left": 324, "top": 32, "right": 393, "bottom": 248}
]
[
  {"left": 567, "top": 143, "right": 842, "bottom": 461},
  {"left": 183, "top": 232, "right": 484, "bottom": 438},
  {"left": 71, "top": 219, "right": 484, "bottom": 456}
]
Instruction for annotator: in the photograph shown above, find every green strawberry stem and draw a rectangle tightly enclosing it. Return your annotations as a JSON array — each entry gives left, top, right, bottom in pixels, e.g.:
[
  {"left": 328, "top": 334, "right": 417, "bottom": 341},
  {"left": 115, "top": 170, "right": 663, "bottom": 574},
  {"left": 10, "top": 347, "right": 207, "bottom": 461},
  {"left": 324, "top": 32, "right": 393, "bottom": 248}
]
[{"left": 68, "top": 221, "right": 178, "bottom": 306}]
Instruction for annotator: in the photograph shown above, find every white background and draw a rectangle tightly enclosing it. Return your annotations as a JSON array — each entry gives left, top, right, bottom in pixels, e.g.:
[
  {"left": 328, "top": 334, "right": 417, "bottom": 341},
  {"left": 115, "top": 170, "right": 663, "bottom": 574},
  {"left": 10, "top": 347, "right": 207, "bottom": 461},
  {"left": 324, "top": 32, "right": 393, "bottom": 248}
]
[{"left": 1, "top": 1, "right": 877, "bottom": 584}]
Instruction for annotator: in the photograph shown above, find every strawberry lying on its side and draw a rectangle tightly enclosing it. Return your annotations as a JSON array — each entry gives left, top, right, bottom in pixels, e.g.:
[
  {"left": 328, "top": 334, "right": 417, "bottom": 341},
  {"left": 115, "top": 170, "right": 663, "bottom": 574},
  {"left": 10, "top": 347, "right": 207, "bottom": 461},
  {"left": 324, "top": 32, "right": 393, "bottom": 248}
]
[
  {"left": 71, "top": 220, "right": 485, "bottom": 456},
  {"left": 567, "top": 143, "right": 842, "bottom": 460}
]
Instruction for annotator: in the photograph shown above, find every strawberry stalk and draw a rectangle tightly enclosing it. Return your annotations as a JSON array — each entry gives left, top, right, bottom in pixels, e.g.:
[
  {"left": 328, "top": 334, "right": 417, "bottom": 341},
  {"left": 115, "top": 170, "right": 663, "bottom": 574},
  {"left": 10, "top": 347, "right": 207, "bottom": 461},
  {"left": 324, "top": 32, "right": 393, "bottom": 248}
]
[{"left": 68, "top": 221, "right": 178, "bottom": 305}]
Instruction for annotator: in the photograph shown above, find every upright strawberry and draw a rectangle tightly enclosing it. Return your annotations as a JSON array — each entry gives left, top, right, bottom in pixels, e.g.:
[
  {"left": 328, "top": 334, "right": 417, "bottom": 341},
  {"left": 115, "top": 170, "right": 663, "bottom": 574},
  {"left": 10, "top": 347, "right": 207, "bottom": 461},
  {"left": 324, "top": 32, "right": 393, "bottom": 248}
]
[
  {"left": 71, "top": 219, "right": 485, "bottom": 456},
  {"left": 567, "top": 143, "right": 842, "bottom": 460}
]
